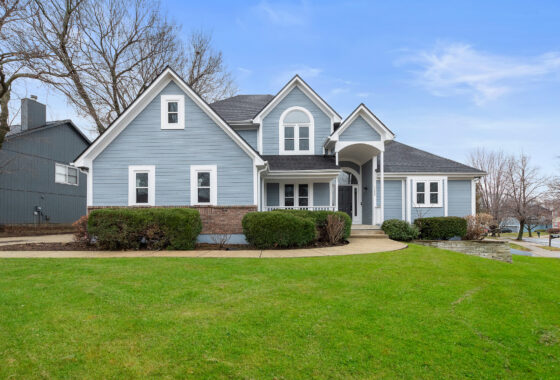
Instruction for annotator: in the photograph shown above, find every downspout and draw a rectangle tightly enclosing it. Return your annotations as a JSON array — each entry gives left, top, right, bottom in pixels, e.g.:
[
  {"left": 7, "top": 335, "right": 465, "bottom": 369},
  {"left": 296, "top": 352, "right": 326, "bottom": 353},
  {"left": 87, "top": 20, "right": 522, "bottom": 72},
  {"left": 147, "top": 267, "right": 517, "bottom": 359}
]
[{"left": 257, "top": 162, "right": 269, "bottom": 211}]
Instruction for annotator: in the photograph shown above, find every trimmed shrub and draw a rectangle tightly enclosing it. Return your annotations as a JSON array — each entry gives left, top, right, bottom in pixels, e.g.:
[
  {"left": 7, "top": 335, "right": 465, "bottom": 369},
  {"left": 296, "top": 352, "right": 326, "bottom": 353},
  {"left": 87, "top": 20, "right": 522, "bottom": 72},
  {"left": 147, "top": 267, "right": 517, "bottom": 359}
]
[
  {"left": 273, "top": 209, "right": 352, "bottom": 241},
  {"left": 414, "top": 216, "right": 467, "bottom": 240},
  {"left": 242, "top": 211, "right": 316, "bottom": 249},
  {"left": 381, "top": 219, "right": 419, "bottom": 241},
  {"left": 88, "top": 208, "right": 202, "bottom": 250}
]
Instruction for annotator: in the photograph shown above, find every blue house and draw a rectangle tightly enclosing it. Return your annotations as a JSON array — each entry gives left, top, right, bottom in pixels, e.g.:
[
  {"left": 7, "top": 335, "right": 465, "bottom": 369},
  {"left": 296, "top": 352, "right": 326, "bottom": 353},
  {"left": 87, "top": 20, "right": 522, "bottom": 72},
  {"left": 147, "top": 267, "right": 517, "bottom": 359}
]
[
  {"left": 1, "top": 97, "right": 90, "bottom": 224},
  {"left": 74, "top": 68, "right": 484, "bottom": 242}
]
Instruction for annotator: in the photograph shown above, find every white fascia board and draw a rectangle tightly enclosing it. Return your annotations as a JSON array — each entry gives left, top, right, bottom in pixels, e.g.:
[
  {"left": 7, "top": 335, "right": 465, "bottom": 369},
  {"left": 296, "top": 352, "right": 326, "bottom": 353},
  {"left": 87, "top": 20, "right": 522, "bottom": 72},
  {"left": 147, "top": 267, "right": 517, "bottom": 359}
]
[
  {"left": 74, "top": 68, "right": 264, "bottom": 168},
  {"left": 254, "top": 76, "right": 342, "bottom": 124},
  {"left": 384, "top": 172, "right": 484, "bottom": 179}
]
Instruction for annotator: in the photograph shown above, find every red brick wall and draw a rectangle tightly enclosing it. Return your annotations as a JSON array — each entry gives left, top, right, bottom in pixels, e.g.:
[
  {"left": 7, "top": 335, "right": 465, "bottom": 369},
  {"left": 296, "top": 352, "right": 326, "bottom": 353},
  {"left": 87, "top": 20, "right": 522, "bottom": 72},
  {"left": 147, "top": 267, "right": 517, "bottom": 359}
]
[{"left": 87, "top": 205, "right": 256, "bottom": 235}]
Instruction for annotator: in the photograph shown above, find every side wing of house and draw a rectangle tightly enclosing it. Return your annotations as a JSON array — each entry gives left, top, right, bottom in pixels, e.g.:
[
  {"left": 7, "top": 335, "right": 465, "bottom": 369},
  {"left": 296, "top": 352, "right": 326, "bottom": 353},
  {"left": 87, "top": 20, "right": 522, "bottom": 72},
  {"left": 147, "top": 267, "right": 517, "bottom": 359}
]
[
  {"left": 0, "top": 123, "right": 88, "bottom": 224},
  {"left": 90, "top": 80, "right": 256, "bottom": 207}
]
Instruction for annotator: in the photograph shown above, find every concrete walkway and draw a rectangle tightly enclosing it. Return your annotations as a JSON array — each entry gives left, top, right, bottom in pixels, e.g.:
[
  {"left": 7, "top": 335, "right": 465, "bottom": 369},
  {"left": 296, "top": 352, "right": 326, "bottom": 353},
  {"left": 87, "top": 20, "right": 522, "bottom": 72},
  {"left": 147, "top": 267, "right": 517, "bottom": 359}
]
[
  {"left": 0, "top": 234, "right": 73, "bottom": 246},
  {"left": 0, "top": 237, "right": 407, "bottom": 258},
  {"left": 506, "top": 239, "right": 560, "bottom": 258}
]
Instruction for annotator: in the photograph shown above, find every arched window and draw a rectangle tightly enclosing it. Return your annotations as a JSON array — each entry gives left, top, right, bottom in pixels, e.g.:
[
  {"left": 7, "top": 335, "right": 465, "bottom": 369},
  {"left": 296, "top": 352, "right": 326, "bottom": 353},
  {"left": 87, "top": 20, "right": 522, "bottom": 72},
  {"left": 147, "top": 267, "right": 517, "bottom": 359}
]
[
  {"left": 279, "top": 107, "right": 314, "bottom": 154},
  {"left": 337, "top": 170, "right": 358, "bottom": 185}
]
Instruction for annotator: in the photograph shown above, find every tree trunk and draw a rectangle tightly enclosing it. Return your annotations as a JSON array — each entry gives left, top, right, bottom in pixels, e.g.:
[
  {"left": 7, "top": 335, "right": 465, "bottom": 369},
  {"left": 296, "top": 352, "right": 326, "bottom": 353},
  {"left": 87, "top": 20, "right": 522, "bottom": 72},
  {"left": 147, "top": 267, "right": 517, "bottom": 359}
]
[
  {"left": 0, "top": 88, "right": 11, "bottom": 149},
  {"left": 516, "top": 221, "right": 525, "bottom": 241},
  {"left": 527, "top": 226, "right": 533, "bottom": 238}
]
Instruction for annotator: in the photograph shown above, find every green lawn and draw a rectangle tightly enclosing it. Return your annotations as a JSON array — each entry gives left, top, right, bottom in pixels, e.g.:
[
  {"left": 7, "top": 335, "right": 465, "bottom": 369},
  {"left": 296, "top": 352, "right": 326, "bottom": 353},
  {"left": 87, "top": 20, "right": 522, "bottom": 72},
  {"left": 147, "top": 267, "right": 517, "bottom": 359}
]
[
  {"left": 539, "top": 246, "right": 560, "bottom": 251},
  {"left": 1, "top": 245, "right": 559, "bottom": 379}
]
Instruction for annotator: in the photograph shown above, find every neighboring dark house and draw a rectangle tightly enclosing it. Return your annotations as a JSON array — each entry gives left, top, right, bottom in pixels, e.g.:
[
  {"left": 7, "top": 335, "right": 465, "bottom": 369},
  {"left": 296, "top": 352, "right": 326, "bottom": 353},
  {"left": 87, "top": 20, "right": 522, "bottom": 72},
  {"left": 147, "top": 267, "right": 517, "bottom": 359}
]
[{"left": 0, "top": 97, "right": 90, "bottom": 224}]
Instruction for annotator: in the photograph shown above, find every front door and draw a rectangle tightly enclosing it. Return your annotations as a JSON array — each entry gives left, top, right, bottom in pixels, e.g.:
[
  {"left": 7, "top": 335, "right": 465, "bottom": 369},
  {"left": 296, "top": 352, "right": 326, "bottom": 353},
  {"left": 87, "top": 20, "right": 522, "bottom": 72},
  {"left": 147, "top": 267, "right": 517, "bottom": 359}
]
[{"left": 338, "top": 184, "right": 361, "bottom": 224}]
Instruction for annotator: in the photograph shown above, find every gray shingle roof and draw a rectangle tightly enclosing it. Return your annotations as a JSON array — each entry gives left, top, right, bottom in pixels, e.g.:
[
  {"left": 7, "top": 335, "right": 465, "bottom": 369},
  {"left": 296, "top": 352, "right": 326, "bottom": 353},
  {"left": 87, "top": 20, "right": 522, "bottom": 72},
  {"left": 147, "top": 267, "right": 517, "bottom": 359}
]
[
  {"left": 210, "top": 95, "right": 274, "bottom": 122},
  {"left": 263, "top": 155, "right": 339, "bottom": 171},
  {"left": 7, "top": 120, "right": 91, "bottom": 145},
  {"left": 383, "top": 141, "right": 484, "bottom": 174}
]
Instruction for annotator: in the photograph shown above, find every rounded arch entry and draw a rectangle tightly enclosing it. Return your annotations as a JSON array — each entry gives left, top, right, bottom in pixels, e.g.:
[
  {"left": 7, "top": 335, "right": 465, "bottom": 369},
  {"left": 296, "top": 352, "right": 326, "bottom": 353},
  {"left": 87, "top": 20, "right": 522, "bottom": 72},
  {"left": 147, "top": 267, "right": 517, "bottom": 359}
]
[{"left": 338, "top": 167, "right": 361, "bottom": 224}]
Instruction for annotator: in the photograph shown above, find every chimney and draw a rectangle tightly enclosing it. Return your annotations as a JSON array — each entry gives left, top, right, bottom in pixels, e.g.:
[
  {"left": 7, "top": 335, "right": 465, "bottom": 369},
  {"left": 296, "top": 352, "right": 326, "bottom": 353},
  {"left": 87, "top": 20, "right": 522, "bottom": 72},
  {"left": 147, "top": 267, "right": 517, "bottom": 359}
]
[{"left": 21, "top": 96, "right": 46, "bottom": 131}]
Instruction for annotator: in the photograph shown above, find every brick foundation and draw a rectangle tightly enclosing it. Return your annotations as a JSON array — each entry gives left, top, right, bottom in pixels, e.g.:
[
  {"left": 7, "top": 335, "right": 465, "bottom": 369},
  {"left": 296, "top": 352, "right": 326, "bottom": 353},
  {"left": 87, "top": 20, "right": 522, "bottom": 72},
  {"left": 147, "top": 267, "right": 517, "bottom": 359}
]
[{"left": 87, "top": 205, "right": 256, "bottom": 235}]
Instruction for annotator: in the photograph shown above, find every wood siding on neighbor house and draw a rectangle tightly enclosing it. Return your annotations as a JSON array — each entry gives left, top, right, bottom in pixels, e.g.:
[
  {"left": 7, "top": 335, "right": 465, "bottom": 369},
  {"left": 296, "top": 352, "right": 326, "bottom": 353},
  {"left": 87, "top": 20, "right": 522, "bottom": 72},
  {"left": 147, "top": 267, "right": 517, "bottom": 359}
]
[
  {"left": 92, "top": 81, "right": 254, "bottom": 206},
  {"left": 0, "top": 124, "right": 88, "bottom": 224},
  {"left": 261, "top": 86, "right": 331, "bottom": 155},
  {"left": 339, "top": 115, "right": 381, "bottom": 141}
]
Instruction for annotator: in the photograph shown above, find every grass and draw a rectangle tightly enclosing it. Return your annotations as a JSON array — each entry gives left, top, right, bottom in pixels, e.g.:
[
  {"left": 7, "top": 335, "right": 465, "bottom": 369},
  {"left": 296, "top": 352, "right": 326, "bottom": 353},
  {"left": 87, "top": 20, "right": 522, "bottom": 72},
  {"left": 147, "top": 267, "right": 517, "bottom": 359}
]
[
  {"left": 501, "top": 232, "right": 548, "bottom": 238},
  {"left": 539, "top": 246, "right": 560, "bottom": 251},
  {"left": 509, "top": 242, "right": 532, "bottom": 252},
  {"left": 1, "top": 245, "right": 560, "bottom": 378}
]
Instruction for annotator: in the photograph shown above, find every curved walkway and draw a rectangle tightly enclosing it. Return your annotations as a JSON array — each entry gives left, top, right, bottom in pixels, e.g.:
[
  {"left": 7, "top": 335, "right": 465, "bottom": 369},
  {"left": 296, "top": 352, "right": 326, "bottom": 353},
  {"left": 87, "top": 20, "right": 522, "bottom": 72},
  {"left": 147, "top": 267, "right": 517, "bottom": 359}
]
[{"left": 0, "top": 238, "right": 407, "bottom": 258}]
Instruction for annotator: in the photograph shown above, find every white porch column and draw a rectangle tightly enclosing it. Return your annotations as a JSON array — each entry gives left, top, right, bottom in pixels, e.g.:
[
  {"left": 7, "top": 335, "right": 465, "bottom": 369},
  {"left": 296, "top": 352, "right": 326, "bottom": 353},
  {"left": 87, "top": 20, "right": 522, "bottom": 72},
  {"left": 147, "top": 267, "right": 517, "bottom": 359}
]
[{"left": 380, "top": 151, "right": 384, "bottom": 223}]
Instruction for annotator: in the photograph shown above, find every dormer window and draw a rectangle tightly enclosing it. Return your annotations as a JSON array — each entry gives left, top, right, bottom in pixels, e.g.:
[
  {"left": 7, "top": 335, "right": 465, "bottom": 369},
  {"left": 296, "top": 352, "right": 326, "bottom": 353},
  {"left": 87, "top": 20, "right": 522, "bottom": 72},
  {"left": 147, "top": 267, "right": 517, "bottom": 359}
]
[
  {"left": 161, "top": 95, "right": 184, "bottom": 129},
  {"left": 279, "top": 107, "right": 314, "bottom": 154}
]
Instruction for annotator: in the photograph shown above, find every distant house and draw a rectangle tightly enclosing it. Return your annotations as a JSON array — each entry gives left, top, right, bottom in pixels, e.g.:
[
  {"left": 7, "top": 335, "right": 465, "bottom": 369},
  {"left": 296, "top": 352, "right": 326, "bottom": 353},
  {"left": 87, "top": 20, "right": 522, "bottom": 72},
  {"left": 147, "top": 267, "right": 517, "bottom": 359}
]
[
  {"left": 500, "top": 217, "right": 520, "bottom": 233},
  {"left": 0, "top": 97, "right": 90, "bottom": 224}
]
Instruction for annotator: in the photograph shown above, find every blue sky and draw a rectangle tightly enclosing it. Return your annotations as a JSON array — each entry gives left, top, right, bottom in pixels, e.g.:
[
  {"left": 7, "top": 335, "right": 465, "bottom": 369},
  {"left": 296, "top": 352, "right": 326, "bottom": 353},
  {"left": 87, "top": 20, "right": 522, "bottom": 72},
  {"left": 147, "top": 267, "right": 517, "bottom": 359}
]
[{"left": 16, "top": 0, "right": 560, "bottom": 172}]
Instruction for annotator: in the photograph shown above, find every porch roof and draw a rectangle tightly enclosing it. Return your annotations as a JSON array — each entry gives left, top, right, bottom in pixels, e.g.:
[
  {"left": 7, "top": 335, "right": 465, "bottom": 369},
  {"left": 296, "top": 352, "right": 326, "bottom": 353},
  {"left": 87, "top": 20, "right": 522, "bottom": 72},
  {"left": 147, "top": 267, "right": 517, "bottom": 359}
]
[{"left": 263, "top": 155, "right": 339, "bottom": 171}]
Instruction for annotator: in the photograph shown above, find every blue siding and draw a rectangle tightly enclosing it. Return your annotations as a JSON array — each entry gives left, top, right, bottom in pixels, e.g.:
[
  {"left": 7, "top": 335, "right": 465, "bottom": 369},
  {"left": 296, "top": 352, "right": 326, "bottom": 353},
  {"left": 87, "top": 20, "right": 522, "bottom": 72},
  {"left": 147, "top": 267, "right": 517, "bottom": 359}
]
[
  {"left": 236, "top": 129, "right": 258, "bottom": 150},
  {"left": 376, "top": 180, "right": 404, "bottom": 221},
  {"left": 411, "top": 207, "right": 444, "bottom": 220},
  {"left": 266, "top": 183, "right": 279, "bottom": 206},
  {"left": 448, "top": 180, "right": 472, "bottom": 217},
  {"left": 361, "top": 159, "right": 373, "bottom": 224},
  {"left": 313, "top": 183, "right": 330, "bottom": 206},
  {"left": 262, "top": 86, "right": 331, "bottom": 155},
  {"left": 340, "top": 116, "right": 381, "bottom": 141},
  {"left": 92, "top": 81, "right": 254, "bottom": 206},
  {"left": 0, "top": 124, "right": 88, "bottom": 224}
]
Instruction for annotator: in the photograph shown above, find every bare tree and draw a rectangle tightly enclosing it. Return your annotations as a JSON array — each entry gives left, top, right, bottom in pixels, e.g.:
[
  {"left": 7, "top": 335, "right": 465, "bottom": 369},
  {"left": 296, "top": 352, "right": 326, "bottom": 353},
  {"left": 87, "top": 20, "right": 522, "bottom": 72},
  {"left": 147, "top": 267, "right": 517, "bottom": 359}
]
[
  {"left": 0, "top": 0, "right": 47, "bottom": 149},
  {"left": 504, "top": 153, "right": 547, "bottom": 241},
  {"left": 468, "top": 148, "right": 507, "bottom": 221},
  {"left": 26, "top": 0, "right": 236, "bottom": 134}
]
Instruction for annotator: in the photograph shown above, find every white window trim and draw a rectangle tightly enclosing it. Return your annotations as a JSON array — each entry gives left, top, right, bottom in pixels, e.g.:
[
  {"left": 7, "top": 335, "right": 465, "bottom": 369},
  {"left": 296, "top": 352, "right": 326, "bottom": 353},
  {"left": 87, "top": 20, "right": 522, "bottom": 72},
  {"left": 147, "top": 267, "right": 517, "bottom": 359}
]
[
  {"left": 412, "top": 177, "right": 444, "bottom": 208},
  {"left": 128, "top": 165, "right": 156, "bottom": 206},
  {"left": 55, "top": 163, "right": 79, "bottom": 186},
  {"left": 190, "top": 165, "right": 218, "bottom": 206},
  {"left": 278, "top": 106, "right": 315, "bottom": 155},
  {"left": 160, "top": 94, "right": 185, "bottom": 129}
]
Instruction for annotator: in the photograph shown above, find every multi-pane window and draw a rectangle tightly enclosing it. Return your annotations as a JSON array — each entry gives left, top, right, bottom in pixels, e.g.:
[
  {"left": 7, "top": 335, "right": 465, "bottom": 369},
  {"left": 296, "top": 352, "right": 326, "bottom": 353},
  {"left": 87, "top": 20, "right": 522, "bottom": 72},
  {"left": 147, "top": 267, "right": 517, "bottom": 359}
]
[
  {"left": 281, "top": 108, "right": 313, "bottom": 154},
  {"left": 298, "top": 184, "right": 308, "bottom": 207},
  {"left": 167, "top": 101, "right": 178, "bottom": 124},
  {"left": 55, "top": 163, "right": 78, "bottom": 186},
  {"left": 197, "top": 172, "right": 211, "bottom": 203},
  {"left": 161, "top": 95, "right": 184, "bottom": 129},
  {"left": 128, "top": 165, "right": 155, "bottom": 206},
  {"left": 283, "top": 184, "right": 310, "bottom": 208},
  {"left": 414, "top": 179, "right": 442, "bottom": 207},
  {"left": 190, "top": 165, "right": 217, "bottom": 205},
  {"left": 135, "top": 172, "right": 149, "bottom": 204},
  {"left": 284, "top": 184, "right": 295, "bottom": 206}
]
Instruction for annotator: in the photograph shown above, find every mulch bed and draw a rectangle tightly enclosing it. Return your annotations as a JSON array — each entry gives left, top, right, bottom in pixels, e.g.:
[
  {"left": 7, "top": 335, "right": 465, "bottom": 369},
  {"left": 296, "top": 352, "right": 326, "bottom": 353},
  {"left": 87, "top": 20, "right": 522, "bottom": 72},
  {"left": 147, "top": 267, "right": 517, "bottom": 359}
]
[{"left": 0, "top": 240, "right": 348, "bottom": 251}]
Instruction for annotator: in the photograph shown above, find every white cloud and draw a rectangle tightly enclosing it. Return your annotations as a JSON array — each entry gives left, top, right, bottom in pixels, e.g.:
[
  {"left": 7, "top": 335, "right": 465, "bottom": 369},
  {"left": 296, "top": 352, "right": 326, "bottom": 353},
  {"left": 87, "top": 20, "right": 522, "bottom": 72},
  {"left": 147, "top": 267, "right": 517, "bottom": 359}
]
[
  {"left": 400, "top": 42, "right": 560, "bottom": 105},
  {"left": 254, "top": 1, "right": 309, "bottom": 26}
]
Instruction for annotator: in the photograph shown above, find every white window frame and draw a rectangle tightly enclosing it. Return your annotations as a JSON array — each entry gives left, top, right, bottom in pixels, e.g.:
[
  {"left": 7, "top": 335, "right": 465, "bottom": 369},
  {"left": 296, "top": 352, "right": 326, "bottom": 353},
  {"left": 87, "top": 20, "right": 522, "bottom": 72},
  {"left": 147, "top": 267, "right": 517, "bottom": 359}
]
[
  {"left": 276, "top": 181, "right": 314, "bottom": 209},
  {"left": 55, "top": 163, "right": 79, "bottom": 186},
  {"left": 190, "top": 165, "right": 217, "bottom": 206},
  {"left": 412, "top": 177, "right": 443, "bottom": 208},
  {"left": 161, "top": 94, "right": 185, "bottom": 129},
  {"left": 278, "top": 106, "right": 315, "bottom": 155},
  {"left": 128, "top": 165, "right": 156, "bottom": 206}
]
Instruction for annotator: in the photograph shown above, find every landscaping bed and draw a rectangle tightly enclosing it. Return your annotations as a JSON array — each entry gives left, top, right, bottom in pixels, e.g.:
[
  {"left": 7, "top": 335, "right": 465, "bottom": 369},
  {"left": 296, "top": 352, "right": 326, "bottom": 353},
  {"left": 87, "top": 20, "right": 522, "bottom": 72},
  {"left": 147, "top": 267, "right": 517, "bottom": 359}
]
[{"left": 0, "top": 224, "right": 75, "bottom": 238}]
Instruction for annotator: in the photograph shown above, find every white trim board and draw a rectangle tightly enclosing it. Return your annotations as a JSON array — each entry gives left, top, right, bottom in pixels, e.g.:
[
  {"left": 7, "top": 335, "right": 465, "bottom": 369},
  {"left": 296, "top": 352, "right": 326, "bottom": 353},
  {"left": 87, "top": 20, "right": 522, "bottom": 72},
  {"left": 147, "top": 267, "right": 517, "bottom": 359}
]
[{"left": 74, "top": 67, "right": 264, "bottom": 168}]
